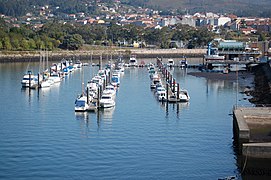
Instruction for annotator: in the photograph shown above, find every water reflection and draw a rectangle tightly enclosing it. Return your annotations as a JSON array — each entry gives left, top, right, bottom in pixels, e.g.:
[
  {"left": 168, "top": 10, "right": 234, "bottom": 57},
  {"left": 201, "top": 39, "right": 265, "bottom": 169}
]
[
  {"left": 74, "top": 107, "right": 116, "bottom": 130},
  {"left": 21, "top": 80, "right": 62, "bottom": 106},
  {"left": 160, "top": 101, "right": 190, "bottom": 118},
  {"left": 75, "top": 112, "right": 89, "bottom": 125},
  {"left": 75, "top": 112, "right": 91, "bottom": 138},
  {"left": 99, "top": 107, "right": 115, "bottom": 121},
  {"left": 1, "top": 61, "right": 254, "bottom": 179},
  {"left": 96, "top": 107, "right": 115, "bottom": 128},
  {"left": 21, "top": 87, "right": 37, "bottom": 106},
  {"left": 174, "top": 67, "right": 188, "bottom": 77}
]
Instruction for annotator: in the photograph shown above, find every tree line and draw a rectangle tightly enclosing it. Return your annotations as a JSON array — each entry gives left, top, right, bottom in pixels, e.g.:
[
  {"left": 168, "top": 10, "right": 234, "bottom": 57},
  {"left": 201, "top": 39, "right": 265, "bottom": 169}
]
[
  {"left": 0, "top": 0, "right": 96, "bottom": 17},
  {"left": 0, "top": 19, "right": 215, "bottom": 51},
  {"left": 1, "top": 0, "right": 271, "bottom": 18}
]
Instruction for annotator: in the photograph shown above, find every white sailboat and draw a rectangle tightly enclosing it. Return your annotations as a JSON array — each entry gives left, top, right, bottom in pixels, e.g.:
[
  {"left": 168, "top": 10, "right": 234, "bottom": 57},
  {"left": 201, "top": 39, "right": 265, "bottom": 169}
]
[
  {"left": 75, "top": 63, "right": 92, "bottom": 111},
  {"left": 75, "top": 94, "right": 92, "bottom": 112}
]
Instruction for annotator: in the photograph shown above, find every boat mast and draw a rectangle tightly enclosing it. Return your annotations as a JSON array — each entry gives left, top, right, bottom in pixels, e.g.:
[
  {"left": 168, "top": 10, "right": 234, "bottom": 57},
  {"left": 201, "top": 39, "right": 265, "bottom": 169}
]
[
  {"left": 46, "top": 49, "right": 49, "bottom": 72},
  {"left": 91, "top": 51, "right": 94, "bottom": 78},
  {"left": 236, "top": 64, "right": 238, "bottom": 108},
  {"left": 82, "top": 63, "right": 84, "bottom": 95}
]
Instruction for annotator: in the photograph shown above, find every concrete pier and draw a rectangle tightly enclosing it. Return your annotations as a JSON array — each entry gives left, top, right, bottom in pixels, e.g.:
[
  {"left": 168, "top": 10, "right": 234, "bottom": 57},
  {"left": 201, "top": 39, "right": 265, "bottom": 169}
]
[
  {"left": 243, "top": 142, "right": 271, "bottom": 158},
  {"left": 233, "top": 107, "right": 271, "bottom": 158}
]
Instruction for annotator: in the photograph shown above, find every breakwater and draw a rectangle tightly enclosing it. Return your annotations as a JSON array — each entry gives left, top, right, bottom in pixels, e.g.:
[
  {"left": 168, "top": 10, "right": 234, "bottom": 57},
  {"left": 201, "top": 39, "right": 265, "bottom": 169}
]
[{"left": 0, "top": 48, "right": 205, "bottom": 63}]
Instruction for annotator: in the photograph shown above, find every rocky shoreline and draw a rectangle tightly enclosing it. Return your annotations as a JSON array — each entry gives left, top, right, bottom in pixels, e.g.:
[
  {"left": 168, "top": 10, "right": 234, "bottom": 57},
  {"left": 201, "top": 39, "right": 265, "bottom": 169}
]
[
  {"left": 249, "top": 63, "right": 271, "bottom": 105},
  {"left": 188, "top": 63, "right": 271, "bottom": 105},
  {"left": 0, "top": 48, "right": 205, "bottom": 63}
]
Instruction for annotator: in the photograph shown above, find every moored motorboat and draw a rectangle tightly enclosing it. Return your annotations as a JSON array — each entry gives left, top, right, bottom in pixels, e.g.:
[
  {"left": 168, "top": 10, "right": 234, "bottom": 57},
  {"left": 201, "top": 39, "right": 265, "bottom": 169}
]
[
  {"left": 75, "top": 94, "right": 92, "bottom": 112},
  {"left": 167, "top": 94, "right": 179, "bottom": 103},
  {"left": 129, "top": 55, "right": 138, "bottom": 67},
  {"left": 48, "top": 73, "right": 62, "bottom": 83},
  {"left": 74, "top": 60, "right": 82, "bottom": 69},
  {"left": 100, "top": 93, "right": 115, "bottom": 108},
  {"left": 86, "top": 81, "right": 98, "bottom": 98},
  {"left": 111, "top": 75, "right": 120, "bottom": 87},
  {"left": 21, "top": 71, "right": 41, "bottom": 88},
  {"left": 179, "top": 89, "right": 190, "bottom": 102},
  {"left": 40, "top": 79, "right": 52, "bottom": 88},
  {"left": 167, "top": 58, "right": 174, "bottom": 67},
  {"left": 103, "top": 85, "right": 116, "bottom": 97},
  {"left": 179, "top": 59, "right": 188, "bottom": 68},
  {"left": 150, "top": 77, "right": 161, "bottom": 89},
  {"left": 155, "top": 86, "right": 167, "bottom": 101}
]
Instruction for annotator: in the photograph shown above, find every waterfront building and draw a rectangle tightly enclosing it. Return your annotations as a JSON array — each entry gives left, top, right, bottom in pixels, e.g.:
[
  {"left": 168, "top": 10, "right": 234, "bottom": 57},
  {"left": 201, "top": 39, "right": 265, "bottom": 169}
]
[
  {"left": 204, "top": 39, "right": 263, "bottom": 72},
  {"left": 217, "top": 40, "right": 262, "bottom": 61}
]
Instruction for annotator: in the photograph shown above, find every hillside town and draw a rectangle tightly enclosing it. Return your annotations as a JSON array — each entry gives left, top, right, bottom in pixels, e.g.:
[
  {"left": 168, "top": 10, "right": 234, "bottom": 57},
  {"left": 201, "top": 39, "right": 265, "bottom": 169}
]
[
  {"left": 1, "top": 1, "right": 271, "bottom": 35},
  {"left": 1, "top": 1, "right": 271, "bottom": 180}
]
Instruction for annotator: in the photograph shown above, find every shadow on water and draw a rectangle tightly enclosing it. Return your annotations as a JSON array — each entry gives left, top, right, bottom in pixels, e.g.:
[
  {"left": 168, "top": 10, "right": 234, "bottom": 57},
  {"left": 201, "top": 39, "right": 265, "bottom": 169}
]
[
  {"left": 238, "top": 156, "right": 271, "bottom": 180},
  {"left": 232, "top": 138, "right": 271, "bottom": 180}
]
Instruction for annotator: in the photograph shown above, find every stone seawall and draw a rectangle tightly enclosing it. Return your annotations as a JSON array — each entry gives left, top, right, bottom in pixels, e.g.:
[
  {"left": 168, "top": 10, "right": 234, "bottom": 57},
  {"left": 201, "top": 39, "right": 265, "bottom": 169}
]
[{"left": 0, "top": 48, "right": 205, "bottom": 62}]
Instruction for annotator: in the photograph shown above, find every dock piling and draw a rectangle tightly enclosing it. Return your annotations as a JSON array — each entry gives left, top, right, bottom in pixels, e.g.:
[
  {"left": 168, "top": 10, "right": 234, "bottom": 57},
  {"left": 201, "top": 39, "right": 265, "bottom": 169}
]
[
  {"left": 28, "top": 72, "right": 31, "bottom": 88},
  {"left": 177, "top": 83, "right": 180, "bottom": 100},
  {"left": 166, "top": 83, "right": 169, "bottom": 101}
]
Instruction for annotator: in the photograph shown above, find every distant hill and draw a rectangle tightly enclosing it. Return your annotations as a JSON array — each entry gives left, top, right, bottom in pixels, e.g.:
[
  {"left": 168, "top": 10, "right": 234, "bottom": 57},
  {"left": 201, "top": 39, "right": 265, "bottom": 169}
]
[
  {"left": 1, "top": 0, "right": 271, "bottom": 18},
  {"left": 0, "top": 0, "right": 93, "bottom": 17},
  {"left": 146, "top": 0, "right": 271, "bottom": 17}
]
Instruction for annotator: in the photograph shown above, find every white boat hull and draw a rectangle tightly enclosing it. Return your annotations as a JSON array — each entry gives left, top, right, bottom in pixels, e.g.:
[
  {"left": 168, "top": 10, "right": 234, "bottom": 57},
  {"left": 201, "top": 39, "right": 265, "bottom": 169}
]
[
  {"left": 74, "top": 95, "right": 91, "bottom": 112},
  {"left": 40, "top": 80, "right": 51, "bottom": 88},
  {"left": 100, "top": 101, "right": 115, "bottom": 108},
  {"left": 179, "top": 90, "right": 190, "bottom": 102},
  {"left": 21, "top": 80, "right": 38, "bottom": 88}
]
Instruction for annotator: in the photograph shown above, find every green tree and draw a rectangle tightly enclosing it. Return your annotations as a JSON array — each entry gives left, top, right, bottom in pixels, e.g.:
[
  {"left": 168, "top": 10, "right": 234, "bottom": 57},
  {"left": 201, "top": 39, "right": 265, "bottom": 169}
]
[
  {"left": 21, "top": 39, "right": 30, "bottom": 50},
  {"left": 61, "top": 34, "right": 84, "bottom": 50},
  {"left": 11, "top": 37, "right": 20, "bottom": 50},
  {"left": 34, "top": 37, "right": 45, "bottom": 49},
  {"left": 143, "top": 28, "right": 160, "bottom": 45},
  {"left": 3, "top": 36, "right": 12, "bottom": 50},
  {"left": 52, "top": 39, "right": 61, "bottom": 49},
  {"left": 28, "top": 39, "right": 37, "bottom": 49},
  {"left": 46, "top": 41, "right": 53, "bottom": 50}
]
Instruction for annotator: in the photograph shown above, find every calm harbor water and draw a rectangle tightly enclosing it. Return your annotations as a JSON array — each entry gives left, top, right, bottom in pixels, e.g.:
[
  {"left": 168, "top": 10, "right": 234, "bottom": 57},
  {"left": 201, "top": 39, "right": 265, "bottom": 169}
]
[{"left": 0, "top": 60, "right": 252, "bottom": 179}]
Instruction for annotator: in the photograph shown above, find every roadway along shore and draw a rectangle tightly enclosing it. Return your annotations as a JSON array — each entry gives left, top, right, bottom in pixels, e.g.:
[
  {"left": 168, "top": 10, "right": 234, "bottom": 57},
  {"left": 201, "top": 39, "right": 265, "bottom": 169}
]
[{"left": 0, "top": 48, "right": 206, "bottom": 62}]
